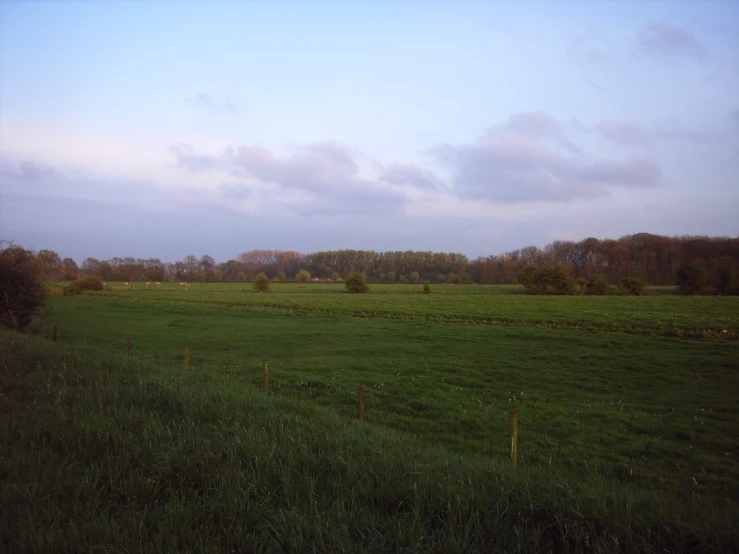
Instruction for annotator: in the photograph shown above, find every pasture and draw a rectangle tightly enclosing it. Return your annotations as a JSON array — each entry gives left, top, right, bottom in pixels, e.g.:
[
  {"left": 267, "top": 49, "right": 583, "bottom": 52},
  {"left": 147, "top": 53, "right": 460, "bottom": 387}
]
[{"left": 2, "top": 282, "right": 738, "bottom": 552}]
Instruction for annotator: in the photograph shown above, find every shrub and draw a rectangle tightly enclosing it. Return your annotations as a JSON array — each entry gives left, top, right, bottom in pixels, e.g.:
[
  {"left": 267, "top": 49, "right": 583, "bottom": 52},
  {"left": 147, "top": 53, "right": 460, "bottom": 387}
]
[
  {"left": 253, "top": 273, "right": 270, "bottom": 293},
  {"left": 0, "top": 243, "right": 45, "bottom": 330},
  {"left": 296, "top": 270, "right": 311, "bottom": 283},
  {"left": 619, "top": 276, "right": 645, "bottom": 296},
  {"left": 518, "top": 265, "right": 574, "bottom": 295},
  {"left": 65, "top": 275, "right": 104, "bottom": 296},
  {"left": 711, "top": 265, "right": 738, "bottom": 296},
  {"left": 576, "top": 278, "right": 587, "bottom": 296},
  {"left": 676, "top": 260, "right": 706, "bottom": 295},
  {"left": 237, "top": 271, "right": 246, "bottom": 282},
  {"left": 345, "top": 271, "right": 369, "bottom": 294},
  {"left": 586, "top": 274, "right": 611, "bottom": 295},
  {"left": 423, "top": 282, "right": 431, "bottom": 294}
]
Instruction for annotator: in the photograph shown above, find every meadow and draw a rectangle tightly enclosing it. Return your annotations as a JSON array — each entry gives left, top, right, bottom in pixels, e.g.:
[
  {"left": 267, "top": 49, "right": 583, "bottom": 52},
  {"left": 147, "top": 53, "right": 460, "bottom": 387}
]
[{"left": 2, "top": 282, "right": 738, "bottom": 552}]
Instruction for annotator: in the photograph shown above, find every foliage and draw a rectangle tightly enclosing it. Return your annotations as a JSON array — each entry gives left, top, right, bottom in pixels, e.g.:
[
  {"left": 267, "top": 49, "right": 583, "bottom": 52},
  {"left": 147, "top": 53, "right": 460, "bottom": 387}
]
[
  {"left": 409, "top": 271, "right": 420, "bottom": 283},
  {"left": 586, "top": 274, "right": 612, "bottom": 295},
  {"left": 619, "top": 276, "right": 645, "bottom": 296},
  {"left": 576, "top": 277, "right": 587, "bottom": 296},
  {"left": 345, "top": 271, "right": 369, "bottom": 294},
  {"left": 423, "top": 282, "right": 431, "bottom": 294},
  {"left": 518, "top": 265, "right": 574, "bottom": 295},
  {"left": 0, "top": 243, "right": 45, "bottom": 330},
  {"left": 676, "top": 260, "right": 706, "bottom": 295},
  {"left": 237, "top": 271, "right": 246, "bottom": 282},
  {"left": 296, "top": 270, "right": 311, "bottom": 283},
  {"left": 65, "top": 276, "right": 104, "bottom": 296},
  {"left": 711, "top": 264, "right": 738, "bottom": 296},
  {"left": 252, "top": 273, "right": 270, "bottom": 293},
  {"left": 213, "top": 270, "right": 223, "bottom": 282}
]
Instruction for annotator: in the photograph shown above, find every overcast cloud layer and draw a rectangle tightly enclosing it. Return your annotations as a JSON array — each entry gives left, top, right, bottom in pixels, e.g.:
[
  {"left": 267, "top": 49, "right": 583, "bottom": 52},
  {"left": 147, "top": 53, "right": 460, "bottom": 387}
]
[{"left": 1, "top": 1, "right": 737, "bottom": 261}]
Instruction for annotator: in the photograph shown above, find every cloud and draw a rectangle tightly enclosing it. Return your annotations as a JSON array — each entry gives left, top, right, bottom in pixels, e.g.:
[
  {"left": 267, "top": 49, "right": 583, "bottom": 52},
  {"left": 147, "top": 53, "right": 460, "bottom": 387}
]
[
  {"left": 171, "top": 141, "right": 412, "bottom": 216},
  {"left": 638, "top": 22, "right": 708, "bottom": 61},
  {"left": 380, "top": 163, "right": 442, "bottom": 189},
  {"left": 597, "top": 121, "right": 652, "bottom": 147},
  {"left": 0, "top": 160, "right": 62, "bottom": 182},
  {"left": 169, "top": 143, "right": 219, "bottom": 171},
  {"left": 431, "top": 112, "right": 661, "bottom": 203},
  {"left": 185, "top": 92, "right": 237, "bottom": 113},
  {"left": 597, "top": 119, "right": 713, "bottom": 147}
]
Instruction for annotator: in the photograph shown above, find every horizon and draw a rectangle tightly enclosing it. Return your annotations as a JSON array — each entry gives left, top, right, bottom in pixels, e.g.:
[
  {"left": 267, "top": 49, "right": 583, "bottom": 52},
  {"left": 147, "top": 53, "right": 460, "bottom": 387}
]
[{"left": 2, "top": 1, "right": 738, "bottom": 261}]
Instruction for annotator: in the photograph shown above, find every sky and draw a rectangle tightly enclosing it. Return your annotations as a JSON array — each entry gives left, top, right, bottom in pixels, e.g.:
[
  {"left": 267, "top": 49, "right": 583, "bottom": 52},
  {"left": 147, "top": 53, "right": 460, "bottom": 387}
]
[{"left": 1, "top": 1, "right": 738, "bottom": 263}]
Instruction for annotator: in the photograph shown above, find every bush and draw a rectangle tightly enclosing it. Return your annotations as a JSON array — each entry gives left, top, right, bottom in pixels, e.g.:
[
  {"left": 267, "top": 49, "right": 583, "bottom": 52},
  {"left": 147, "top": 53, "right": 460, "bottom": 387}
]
[
  {"left": 676, "top": 260, "right": 706, "bottom": 295},
  {"left": 0, "top": 243, "right": 45, "bottom": 330},
  {"left": 619, "top": 276, "right": 645, "bottom": 296},
  {"left": 423, "top": 282, "right": 431, "bottom": 294},
  {"left": 253, "top": 273, "right": 270, "bottom": 293},
  {"left": 65, "top": 276, "right": 104, "bottom": 296},
  {"left": 345, "top": 271, "right": 369, "bottom": 294},
  {"left": 296, "top": 270, "right": 311, "bottom": 283},
  {"left": 576, "top": 278, "right": 587, "bottom": 296},
  {"left": 518, "top": 265, "right": 574, "bottom": 295},
  {"left": 586, "top": 274, "right": 611, "bottom": 295},
  {"left": 711, "top": 265, "right": 738, "bottom": 296}
]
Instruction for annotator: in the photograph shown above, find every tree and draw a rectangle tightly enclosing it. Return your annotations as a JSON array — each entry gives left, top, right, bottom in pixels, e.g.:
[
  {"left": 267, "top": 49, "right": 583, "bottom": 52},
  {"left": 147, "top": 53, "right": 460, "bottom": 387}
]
[
  {"left": 409, "top": 271, "right": 420, "bottom": 283},
  {"left": 540, "top": 265, "right": 574, "bottom": 295},
  {"left": 277, "top": 271, "right": 287, "bottom": 282},
  {"left": 199, "top": 255, "right": 216, "bottom": 282},
  {"left": 62, "top": 258, "right": 78, "bottom": 280},
  {"left": 296, "top": 269, "right": 311, "bottom": 283},
  {"left": 423, "top": 282, "right": 431, "bottom": 294},
  {"left": 712, "top": 265, "right": 737, "bottom": 296},
  {"left": 619, "top": 276, "right": 645, "bottom": 296},
  {"left": 237, "top": 271, "right": 246, "bottom": 282},
  {"left": 213, "top": 270, "right": 223, "bottom": 282},
  {"left": 253, "top": 273, "right": 270, "bottom": 293},
  {"left": 586, "top": 274, "right": 611, "bottom": 295},
  {"left": 0, "top": 242, "right": 45, "bottom": 330},
  {"left": 386, "top": 271, "right": 396, "bottom": 283},
  {"left": 676, "top": 260, "right": 706, "bottom": 295},
  {"left": 36, "top": 249, "right": 62, "bottom": 280},
  {"left": 345, "top": 271, "right": 369, "bottom": 293},
  {"left": 576, "top": 277, "right": 587, "bottom": 296},
  {"left": 330, "top": 271, "right": 340, "bottom": 281},
  {"left": 437, "top": 274, "right": 447, "bottom": 283}
]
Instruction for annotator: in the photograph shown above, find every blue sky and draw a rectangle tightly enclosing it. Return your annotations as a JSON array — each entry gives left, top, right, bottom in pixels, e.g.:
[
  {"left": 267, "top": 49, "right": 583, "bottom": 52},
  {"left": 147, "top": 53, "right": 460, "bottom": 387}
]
[{"left": 1, "top": 1, "right": 738, "bottom": 262}]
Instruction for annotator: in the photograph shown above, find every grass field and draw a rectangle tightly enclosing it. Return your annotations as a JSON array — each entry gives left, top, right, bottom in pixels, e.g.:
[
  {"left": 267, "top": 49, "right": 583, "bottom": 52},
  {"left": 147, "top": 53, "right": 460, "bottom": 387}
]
[{"left": 2, "top": 282, "right": 738, "bottom": 552}]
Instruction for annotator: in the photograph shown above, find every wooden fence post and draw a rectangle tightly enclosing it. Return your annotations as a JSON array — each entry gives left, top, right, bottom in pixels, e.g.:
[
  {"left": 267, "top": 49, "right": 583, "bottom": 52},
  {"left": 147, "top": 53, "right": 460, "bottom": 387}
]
[
  {"left": 53, "top": 325, "right": 58, "bottom": 342},
  {"left": 511, "top": 410, "right": 518, "bottom": 469},
  {"left": 127, "top": 338, "right": 132, "bottom": 357},
  {"left": 358, "top": 384, "right": 365, "bottom": 423},
  {"left": 184, "top": 347, "right": 190, "bottom": 370},
  {"left": 83, "top": 332, "right": 86, "bottom": 345},
  {"left": 263, "top": 360, "right": 269, "bottom": 394}
]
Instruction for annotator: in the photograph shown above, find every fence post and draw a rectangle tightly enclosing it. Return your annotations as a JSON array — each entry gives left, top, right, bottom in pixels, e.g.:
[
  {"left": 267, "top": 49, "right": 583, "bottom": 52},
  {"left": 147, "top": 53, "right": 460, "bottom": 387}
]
[
  {"left": 263, "top": 360, "right": 269, "bottom": 394},
  {"left": 127, "top": 338, "right": 132, "bottom": 357},
  {"left": 83, "top": 332, "right": 86, "bottom": 345},
  {"left": 358, "top": 384, "right": 365, "bottom": 423},
  {"left": 184, "top": 347, "right": 190, "bottom": 370},
  {"left": 511, "top": 410, "right": 518, "bottom": 469},
  {"left": 53, "top": 325, "right": 58, "bottom": 342}
]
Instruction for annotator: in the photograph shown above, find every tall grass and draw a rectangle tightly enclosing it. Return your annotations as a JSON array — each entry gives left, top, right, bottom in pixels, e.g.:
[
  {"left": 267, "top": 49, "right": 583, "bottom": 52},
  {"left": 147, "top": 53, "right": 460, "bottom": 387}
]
[{"left": 1, "top": 331, "right": 736, "bottom": 553}]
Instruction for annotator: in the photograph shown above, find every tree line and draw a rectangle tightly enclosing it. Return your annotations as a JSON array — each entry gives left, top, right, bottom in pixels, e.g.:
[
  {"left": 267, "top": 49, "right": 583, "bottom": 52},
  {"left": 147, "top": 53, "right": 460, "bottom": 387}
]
[{"left": 8, "top": 233, "right": 739, "bottom": 290}]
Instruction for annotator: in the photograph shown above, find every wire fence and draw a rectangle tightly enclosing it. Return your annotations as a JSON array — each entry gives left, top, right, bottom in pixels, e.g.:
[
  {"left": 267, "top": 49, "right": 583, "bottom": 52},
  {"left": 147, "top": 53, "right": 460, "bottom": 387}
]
[{"left": 47, "top": 326, "right": 736, "bottom": 488}]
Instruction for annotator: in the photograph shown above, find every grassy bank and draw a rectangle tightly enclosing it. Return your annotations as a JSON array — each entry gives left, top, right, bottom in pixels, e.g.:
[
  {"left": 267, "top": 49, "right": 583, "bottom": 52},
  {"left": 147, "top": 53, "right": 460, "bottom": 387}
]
[{"left": 1, "top": 330, "right": 737, "bottom": 552}]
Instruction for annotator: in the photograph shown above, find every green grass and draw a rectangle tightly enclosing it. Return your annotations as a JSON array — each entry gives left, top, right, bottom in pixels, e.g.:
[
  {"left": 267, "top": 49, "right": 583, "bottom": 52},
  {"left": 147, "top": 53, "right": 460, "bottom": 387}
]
[{"left": 2, "top": 283, "right": 738, "bottom": 551}]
